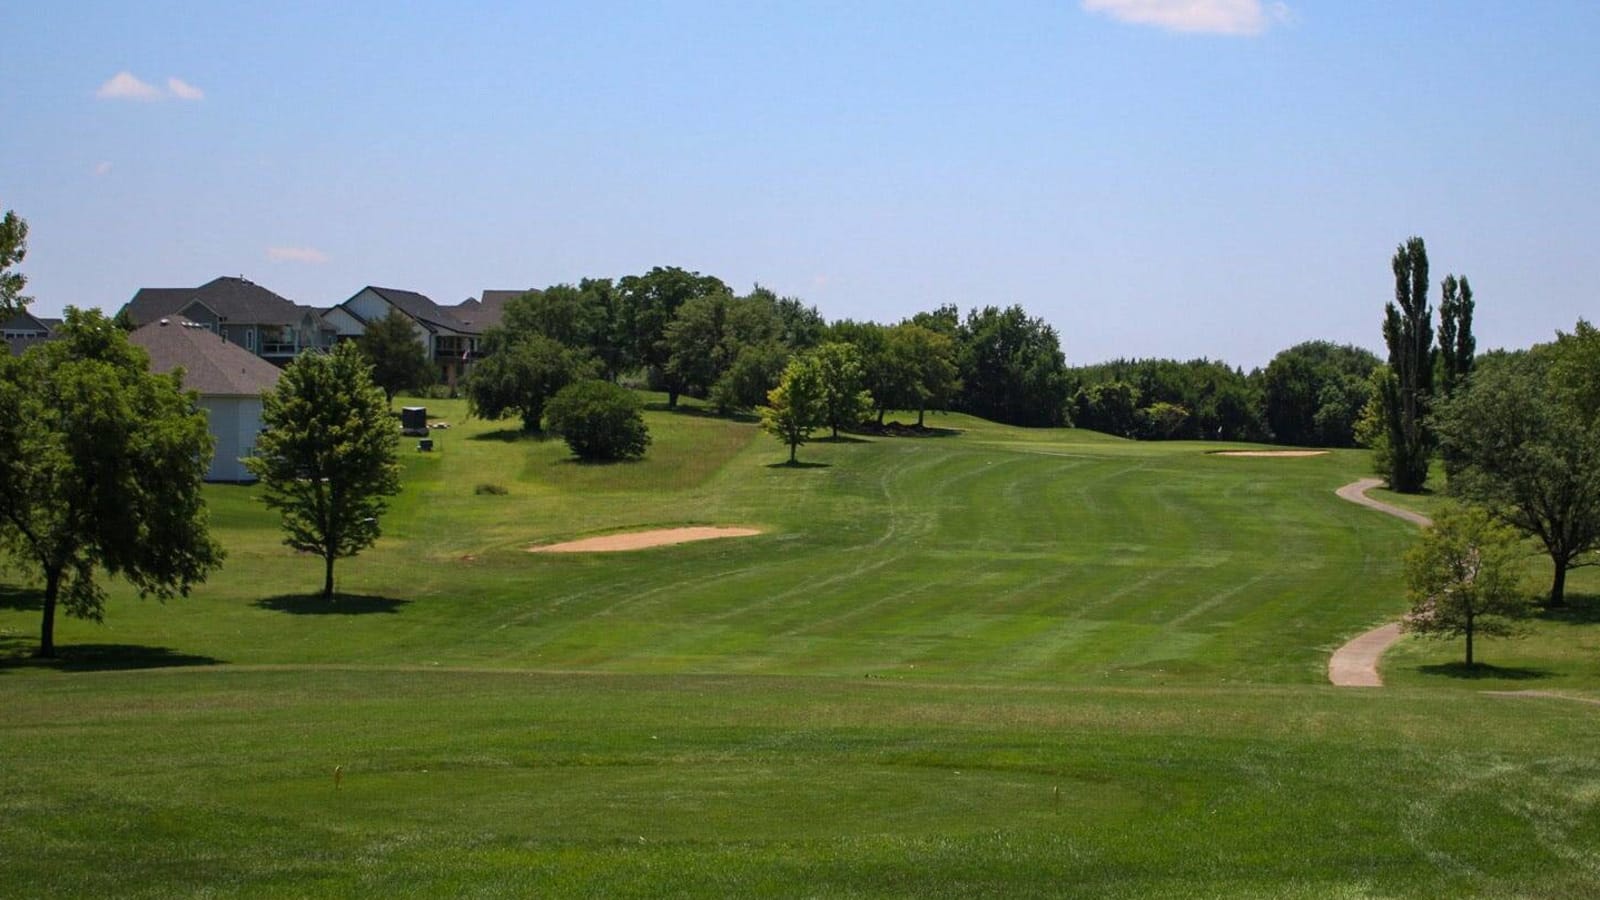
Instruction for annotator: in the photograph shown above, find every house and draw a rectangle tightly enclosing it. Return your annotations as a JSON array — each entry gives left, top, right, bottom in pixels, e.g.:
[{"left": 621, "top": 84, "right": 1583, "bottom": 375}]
[
  {"left": 328, "top": 286, "right": 486, "bottom": 387},
  {"left": 120, "top": 276, "right": 333, "bottom": 366},
  {"left": 2, "top": 309, "right": 58, "bottom": 356},
  {"left": 449, "top": 289, "right": 533, "bottom": 334},
  {"left": 129, "top": 318, "right": 283, "bottom": 482}
]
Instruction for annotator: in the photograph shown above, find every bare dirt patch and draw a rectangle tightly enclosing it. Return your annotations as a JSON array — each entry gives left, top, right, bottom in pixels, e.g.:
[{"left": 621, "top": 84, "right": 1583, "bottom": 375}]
[
  {"left": 530, "top": 526, "right": 761, "bottom": 553},
  {"left": 1210, "top": 450, "right": 1330, "bottom": 458}
]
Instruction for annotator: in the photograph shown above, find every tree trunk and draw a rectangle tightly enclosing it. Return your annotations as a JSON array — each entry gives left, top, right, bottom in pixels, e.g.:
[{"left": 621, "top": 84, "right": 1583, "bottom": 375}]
[
  {"left": 1464, "top": 621, "right": 1474, "bottom": 667},
  {"left": 323, "top": 554, "right": 336, "bottom": 600},
  {"left": 668, "top": 389, "right": 679, "bottom": 409},
  {"left": 36, "top": 566, "right": 61, "bottom": 659},
  {"left": 1549, "top": 562, "right": 1568, "bottom": 608},
  {"left": 877, "top": 407, "right": 886, "bottom": 426},
  {"left": 917, "top": 406, "right": 926, "bottom": 428},
  {"left": 831, "top": 422, "right": 839, "bottom": 440},
  {"left": 789, "top": 441, "right": 797, "bottom": 465}
]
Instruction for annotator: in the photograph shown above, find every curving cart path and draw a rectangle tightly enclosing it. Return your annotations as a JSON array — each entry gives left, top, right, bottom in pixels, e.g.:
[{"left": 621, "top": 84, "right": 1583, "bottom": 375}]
[{"left": 1327, "top": 479, "right": 1432, "bottom": 687}]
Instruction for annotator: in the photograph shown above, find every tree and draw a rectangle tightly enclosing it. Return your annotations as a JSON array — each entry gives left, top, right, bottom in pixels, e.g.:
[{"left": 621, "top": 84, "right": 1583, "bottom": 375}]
[
  {"left": 463, "top": 332, "right": 592, "bottom": 432},
  {"left": 0, "top": 207, "right": 30, "bottom": 318},
  {"left": 545, "top": 380, "right": 650, "bottom": 461},
  {"left": 760, "top": 355, "right": 826, "bottom": 464},
  {"left": 1380, "top": 237, "right": 1435, "bottom": 492},
  {"left": 617, "top": 267, "right": 730, "bottom": 407},
  {"left": 1072, "top": 381, "right": 1140, "bottom": 437},
  {"left": 888, "top": 322, "right": 960, "bottom": 428},
  {"left": 1402, "top": 505, "right": 1532, "bottom": 667},
  {"left": 957, "top": 305, "right": 1070, "bottom": 427},
  {"left": 356, "top": 308, "right": 436, "bottom": 405},
  {"left": 246, "top": 342, "right": 401, "bottom": 600},
  {"left": 502, "top": 280, "right": 627, "bottom": 378},
  {"left": 0, "top": 309, "right": 223, "bottom": 656},
  {"left": 710, "top": 341, "right": 789, "bottom": 414},
  {"left": 1261, "top": 342, "right": 1379, "bottom": 447},
  {"left": 1437, "top": 274, "right": 1475, "bottom": 398},
  {"left": 1434, "top": 341, "right": 1600, "bottom": 606},
  {"left": 811, "top": 341, "right": 873, "bottom": 439}
]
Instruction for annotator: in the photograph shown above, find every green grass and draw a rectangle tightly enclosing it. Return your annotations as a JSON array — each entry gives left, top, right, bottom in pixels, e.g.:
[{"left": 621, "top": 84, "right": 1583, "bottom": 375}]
[{"left": 3, "top": 400, "right": 1598, "bottom": 896}]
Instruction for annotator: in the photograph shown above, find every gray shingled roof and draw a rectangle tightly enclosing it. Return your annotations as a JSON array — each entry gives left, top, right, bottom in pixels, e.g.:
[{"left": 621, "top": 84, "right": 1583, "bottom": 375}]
[
  {"left": 122, "top": 276, "right": 307, "bottom": 328},
  {"left": 130, "top": 319, "right": 283, "bottom": 396},
  {"left": 366, "top": 286, "right": 474, "bottom": 334},
  {"left": 450, "top": 289, "right": 535, "bottom": 332}
]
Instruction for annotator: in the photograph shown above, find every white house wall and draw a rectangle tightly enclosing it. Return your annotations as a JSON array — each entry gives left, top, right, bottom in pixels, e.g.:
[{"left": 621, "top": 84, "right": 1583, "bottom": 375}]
[
  {"left": 197, "top": 396, "right": 264, "bottom": 482},
  {"left": 343, "top": 289, "right": 431, "bottom": 352}
]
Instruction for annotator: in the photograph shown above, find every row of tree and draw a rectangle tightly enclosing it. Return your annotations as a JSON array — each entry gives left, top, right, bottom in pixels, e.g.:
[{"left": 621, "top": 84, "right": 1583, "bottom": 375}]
[{"left": 460, "top": 266, "right": 1073, "bottom": 433}]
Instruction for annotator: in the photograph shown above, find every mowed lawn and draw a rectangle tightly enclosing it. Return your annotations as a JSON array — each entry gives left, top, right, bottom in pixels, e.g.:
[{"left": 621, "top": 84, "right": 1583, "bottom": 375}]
[{"left": 2, "top": 398, "right": 1598, "bottom": 897}]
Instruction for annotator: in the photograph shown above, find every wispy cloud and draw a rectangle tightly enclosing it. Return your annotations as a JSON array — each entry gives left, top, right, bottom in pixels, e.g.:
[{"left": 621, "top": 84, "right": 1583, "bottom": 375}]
[
  {"left": 93, "top": 161, "right": 113, "bottom": 177},
  {"left": 266, "top": 246, "right": 330, "bottom": 264},
  {"left": 96, "top": 71, "right": 162, "bottom": 101},
  {"left": 1081, "top": 0, "right": 1289, "bottom": 36},
  {"left": 167, "top": 77, "right": 205, "bottom": 101},
  {"left": 95, "top": 71, "right": 207, "bottom": 101}
]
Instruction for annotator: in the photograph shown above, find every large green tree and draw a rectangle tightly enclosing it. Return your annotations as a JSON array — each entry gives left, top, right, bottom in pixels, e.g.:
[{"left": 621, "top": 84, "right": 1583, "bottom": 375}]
[
  {"left": 1402, "top": 505, "right": 1531, "bottom": 667},
  {"left": 887, "top": 322, "right": 960, "bottom": 428},
  {"left": 1437, "top": 274, "right": 1475, "bottom": 398},
  {"left": 760, "top": 355, "right": 826, "bottom": 464},
  {"left": 464, "top": 332, "right": 592, "bottom": 432},
  {"left": 617, "top": 267, "right": 730, "bottom": 407},
  {"left": 503, "top": 280, "right": 627, "bottom": 378},
  {"left": 1, "top": 206, "right": 31, "bottom": 318},
  {"left": 0, "top": 309, "right": 223, "bottom": 656},
  {"left": 1261, "top": 341, "right": 1379, "bottom": 447},
  {"left": 545, "top": 380, "right": 650, "bottom": 461},
  {"left": 1380, "top": 237, "right": 1435, "bottom": 492},
  {"left": 1434, "top": 332, "right": 1600, "bottom": 607},
  {"left": 246, "top": 342, "right": 401, "bottom": 600},
  {"left": 957, "top": 305, "right": 1070, "bottom": 427},
  {"left": 811, "top": 341, "right": 873, "bottom": 439},
  {"left": 356, "top": 308, "right": 436, "bottom": 405}
]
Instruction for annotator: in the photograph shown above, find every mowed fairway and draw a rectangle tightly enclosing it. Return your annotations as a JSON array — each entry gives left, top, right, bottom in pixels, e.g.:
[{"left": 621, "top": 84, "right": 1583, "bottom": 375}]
[{"left": 3, "top": 399, "right": 1598, "bottom": 897}]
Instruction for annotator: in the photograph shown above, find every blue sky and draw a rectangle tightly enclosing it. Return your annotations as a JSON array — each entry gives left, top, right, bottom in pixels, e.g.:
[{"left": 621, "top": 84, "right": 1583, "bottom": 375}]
[{"left": 3, "top": 1, "right": 1596, "bottom": 367}]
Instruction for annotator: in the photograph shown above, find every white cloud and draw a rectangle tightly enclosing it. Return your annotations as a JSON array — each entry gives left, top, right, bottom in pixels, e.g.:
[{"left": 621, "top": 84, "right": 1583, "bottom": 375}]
[
  {"left": 266, "top": 246, "right": 330, "bottom": 264},
  {"left": 96, "top": 71, "right": 162, "bottom": 101},
  {"left": 93, "top": 161, "right": 113, "bottom": 177},
  {"left": 1081, "top": 0, "right": 1288, "bottom": 36},
  {"left": 167, "top": 77, "right": 205, "bottom": 101}
]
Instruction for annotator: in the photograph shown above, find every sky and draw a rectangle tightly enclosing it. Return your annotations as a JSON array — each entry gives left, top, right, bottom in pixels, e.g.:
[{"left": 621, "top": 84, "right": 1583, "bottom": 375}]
[{"left": 3, "top": 1, "right": 1596, "bottom": 368}]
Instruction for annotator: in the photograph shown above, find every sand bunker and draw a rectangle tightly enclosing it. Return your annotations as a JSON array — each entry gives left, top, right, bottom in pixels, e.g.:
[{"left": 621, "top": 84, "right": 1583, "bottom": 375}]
[
  {"left": 1210, "top": 450, "right": 1329, "bottom": 458},
  {"left": 530, "top": 526, "right": 761, "bottom": 553}
]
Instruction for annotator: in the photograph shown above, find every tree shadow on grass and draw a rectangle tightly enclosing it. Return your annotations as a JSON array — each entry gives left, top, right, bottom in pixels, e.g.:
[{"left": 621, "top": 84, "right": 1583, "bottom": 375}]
[
  {"left": 1538, "top": 594, "right": 1600, "bottom": 625},
  {"left": 254, "top": 594, "right": 410, "bottom": 615},
  {"left": 555, "top": 456, "right": 645, "bottom": 467},
  {"left": 1417, "top": 662, "right": 1552, "bottom": 681},
  {"left": 641, "top": 403, "right": 760, "bottom": 424},
  {"left": 765, "top": 460, "right": 831, "bottom": 470},
  {"left": 818, "top": 434, "right": 872, "bottom": 444},
  {"left": 0, "top": 584, "right": 42, "bottom": 612},
  {"left": 470, "top": 428, "right": 545, "bottom": 443},
  {"left": 0, "top": 639, "right": 223, "bottom": 673}
]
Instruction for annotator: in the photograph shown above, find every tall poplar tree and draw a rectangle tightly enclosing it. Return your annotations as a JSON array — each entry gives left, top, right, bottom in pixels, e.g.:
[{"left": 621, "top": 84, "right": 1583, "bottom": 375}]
[
  {"left": 1437, "top": 274, "right": 1476, "bottom": 398},
  {"left": 1380, "top": 237, "right": 1435, "bottom": 493}
]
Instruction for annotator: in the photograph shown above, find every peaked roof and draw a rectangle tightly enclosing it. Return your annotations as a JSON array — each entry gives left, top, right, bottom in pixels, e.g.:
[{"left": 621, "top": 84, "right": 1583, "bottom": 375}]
[
  {"left": 363, "top": 286, "right": 474, "bottom": 334},
  {"left": 130, "top": 319, "right": 284, "bottom": 396},
  {"left": 123, "top": 276, "right": 308, "bottom": 327},
  {"left": 449, "top": 289, "right": 535, "bottom": 332},
  {"left": 2, "top": 310, "right": 52, "bottom": 333}
]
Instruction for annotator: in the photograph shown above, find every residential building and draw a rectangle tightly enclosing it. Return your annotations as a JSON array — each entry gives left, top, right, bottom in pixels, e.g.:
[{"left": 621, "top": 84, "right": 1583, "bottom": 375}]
[
  {"left": 328, "top": 286, "right": 488, "bottom": 387},
  {"left": 2, "top": 310, "right": 58, "bottom": 355},
  {"left": 129, "top": 318, "right": 283, "bottom": 482},
  {"left": 120, "top": 276, "right": 333, "bottom": 365}
]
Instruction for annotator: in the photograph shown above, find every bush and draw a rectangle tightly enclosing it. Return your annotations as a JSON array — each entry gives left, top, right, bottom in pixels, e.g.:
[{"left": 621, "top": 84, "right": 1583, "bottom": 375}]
[
  {"left": 474, "top": 483, "right": 508, "bottom": 496},
  {"left": 545, "top": 380, "right": 650, "bottom": 461}
]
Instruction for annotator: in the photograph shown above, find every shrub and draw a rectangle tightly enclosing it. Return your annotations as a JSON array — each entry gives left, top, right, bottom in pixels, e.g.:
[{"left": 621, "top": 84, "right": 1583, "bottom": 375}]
[
  {"left": 545, "top": 380, "right": 650, "bottom": 461},
  {"left": 474, "top": 483, "right": 508, "bottom": 496}
]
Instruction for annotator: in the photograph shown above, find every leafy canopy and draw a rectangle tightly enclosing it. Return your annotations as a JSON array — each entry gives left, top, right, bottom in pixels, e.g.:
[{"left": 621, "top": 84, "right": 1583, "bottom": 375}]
[
  {"left": 1, "top": 206, "right": 30, "bottom": 317},
  {"left": 356, "top": 308, "right": 436, "bottom": 404},
  {"left": 760, "top": 355, "right": 826, "bottom": 464},
  {"left": 246, "top": 342, "right": 400, "bottom": 599},
  {"left": 0, "top": 309, "right": 223, "bottom": 656},
  {"left": 1402, "top": 505, "right": 1531, "bottom": 666},
  {"left": 545, "top": 380, "right": 651, "bottom": 461}
]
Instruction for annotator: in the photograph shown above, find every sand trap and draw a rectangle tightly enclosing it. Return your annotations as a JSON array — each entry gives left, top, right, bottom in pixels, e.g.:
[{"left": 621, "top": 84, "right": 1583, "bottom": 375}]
[
  {"left": 1210, "top": 450, "right": 1329, "bottom": 458},
  {"left": 531, "top": 526, "right": 761, "bottom": 553}
]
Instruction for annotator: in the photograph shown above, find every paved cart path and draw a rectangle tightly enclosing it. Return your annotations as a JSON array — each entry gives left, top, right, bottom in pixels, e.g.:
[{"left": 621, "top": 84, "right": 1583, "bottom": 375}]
[{"left": 1327, "top": 479, "right": 1432, "bottom": 687}]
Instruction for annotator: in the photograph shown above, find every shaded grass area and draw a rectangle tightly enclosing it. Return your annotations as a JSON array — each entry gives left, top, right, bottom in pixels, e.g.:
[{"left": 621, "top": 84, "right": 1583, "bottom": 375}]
[
  {"left": 1385, "top": 588, "right": 1600, "bottom": 693},
  {"left": 2, "top": 669, "right": 1598, "bottom": 897}
]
